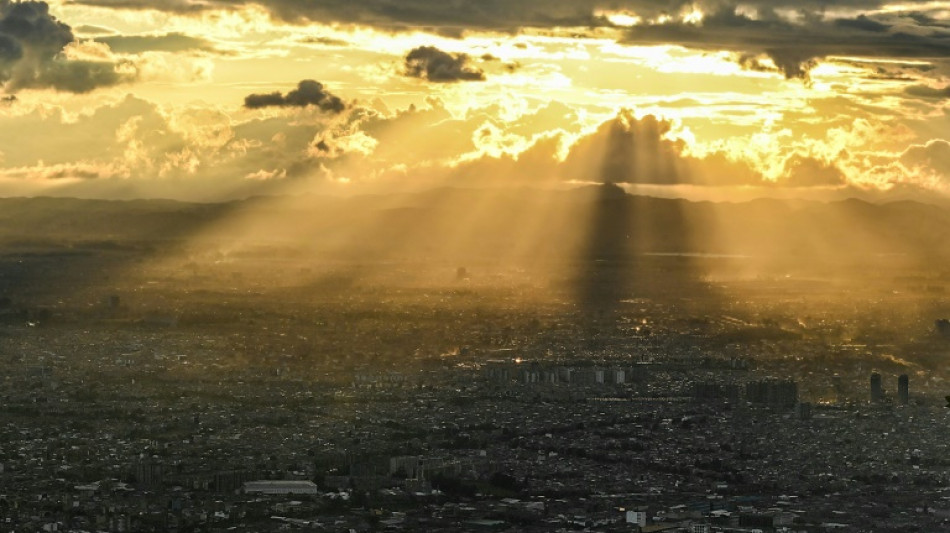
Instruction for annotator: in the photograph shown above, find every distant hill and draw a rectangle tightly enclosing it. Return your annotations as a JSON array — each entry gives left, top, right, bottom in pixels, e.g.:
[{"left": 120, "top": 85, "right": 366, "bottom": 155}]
[{"left": 1, "top": 186, "right": 949, "bottom": 268}]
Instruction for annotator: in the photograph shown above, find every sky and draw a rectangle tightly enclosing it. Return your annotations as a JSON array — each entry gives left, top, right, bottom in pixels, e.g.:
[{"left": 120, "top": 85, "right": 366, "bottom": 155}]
[{"left": 0, "top": 0, "right": 949, "bottom": 202}]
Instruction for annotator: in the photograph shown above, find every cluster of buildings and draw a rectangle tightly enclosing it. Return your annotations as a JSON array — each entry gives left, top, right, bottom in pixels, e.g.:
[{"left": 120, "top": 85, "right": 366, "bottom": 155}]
[
  {"left": 870, "top": 372, "right": 910, "bottom": 405},
  {"left": 0, "top": 271, "right": 946, "bottom": 532},
  {"left": 483, "top": 361, "right": 647, "bottom": 387}
]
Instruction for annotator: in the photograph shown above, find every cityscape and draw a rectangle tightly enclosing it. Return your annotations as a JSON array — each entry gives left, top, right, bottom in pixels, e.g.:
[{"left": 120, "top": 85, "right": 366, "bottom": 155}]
[
  {"left": 3, "top": 200, "right": 950, "bottom": 532},
  {"left": 3, "top": 0, "right": 950, "bottom": 531}
]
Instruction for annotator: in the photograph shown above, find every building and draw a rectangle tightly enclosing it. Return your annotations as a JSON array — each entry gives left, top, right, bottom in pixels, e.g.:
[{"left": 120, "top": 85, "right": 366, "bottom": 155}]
[
  {"left": 484, "top": 362, "right": 512, "bottom": 384},
  {"left": 745, "top": 379, "right": 797, "bottom": 407},
  {"left": 573, "top": 369, "right": 605, "bottom": 385},
  {"left": 557, "top": 367, "right": 572, "bottom": 383},
  {"left": 831, "top": 374, "right": 845, "bottom": 404},
  {"left": 521, "top": 368, "right": 540, "bottom": 384},
  {"left": 694, "top": 382, "right": 740, "bottom": 403},
  {"left": 214, "top": 470, "right": 255, "bottom": 493},
  {"left": 870, "top": 372, "right": 884, "bottom": 403},
  {"left": 796, "top": 401, "right": 813, "bottom": 420},
  {"left": 242, "top": 480, "right": 319, "bottom": 495},
  {"left": 606, "top": 369, "right": 625, "bottom": 385},
  {"left": 936, "top": 318, "right": 950, "bottom": 338},
  {"left": 132, "top": 461, "right": 163, "bottom": 489},
  {"left": 389, "top": 456, "right": 473, "bottom": 480},
  {"left": 898, "top": 374, "right": 909, "bottom": 405},
  {"left": 626, "top": 510, "right": 647, "bottom": 527}
]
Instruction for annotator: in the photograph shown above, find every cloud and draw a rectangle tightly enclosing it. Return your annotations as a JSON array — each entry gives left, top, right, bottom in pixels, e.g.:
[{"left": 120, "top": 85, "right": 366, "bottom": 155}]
[
  {"left": 561, "top": 112, "right": 683, "bottom": 184},
  {"left": 16, "top": 57, "right": 130, "bottom": 92},
  {"left": 0, "top": 88, "right": 941, "bottom": 201},
  {"left": 0, "top": 93, "right": 337, "bottom": 198},
  {"left": 781, "top": 155, "right": 847, "bottom": 187},
  {"left": 404, "top": 46, "right": 485, "bottom": 82},
  {"left": 96, "top": 32, "right": 215, "bottom": 54},
  {"left": 380, "top": 109, "right": 765, "bottom": 188},
  {"left": 901, "top": 139, "right": 950, "bottom": 179},
  {"left": 0, "top": 94, "right": 181, "bottom": 169},
  {"left": 74, "top": 24, "right": 113, "bottom": 35},
  {"left": 624, "top": 6, "right": 950, "bottom": 80},
  {"left": 904, "top": 84, "right": 950, "bottom": 99},
  {"left": 64, "top": 0, "right": 628, "bottom": 31},
  {"left": 559, "top": 110, "right": 761, "bottom": 186},
  {"left": 53, "top": 1, "right": 950, "bottom": 83},
  {"left": 0, "top": 0, "right": 134, "bottom": 93},
  {"left": 244, "top": 79, "right": 346, "bottom": 112}
]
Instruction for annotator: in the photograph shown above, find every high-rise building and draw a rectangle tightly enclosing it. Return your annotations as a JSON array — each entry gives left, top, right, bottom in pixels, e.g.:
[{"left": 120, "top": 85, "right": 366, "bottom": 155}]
[
  {"left": 132, "top": 461, "right": 164, "bottom": 488},
  {"left": 831, "top": 374, "right": 845, "bottom": 404},
  {"left": 745, "top": 379, "right": 798, "bottom": 407},
  {"left": 898, "top": 374, "right": 909, "bottom": 405},
  {"left": 870, "top": 372, "right": 884, "bottom": 403},
  {"left": 796, "top": 402, "right": 813, "bottom": 420}
]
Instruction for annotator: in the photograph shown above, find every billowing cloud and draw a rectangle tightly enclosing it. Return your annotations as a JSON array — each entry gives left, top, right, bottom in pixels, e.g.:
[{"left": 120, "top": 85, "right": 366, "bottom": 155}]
[
  {"left": 781, "top": 155, "right": 847, "bottom": 187},
  {"left": 901, "top": 140, "right": 950, "bottom": 179},
  {"left": 0, "top": 89, "right": 945, "bottom": 201},
  {"left": 561, "top": 112, "right": 684, "bottom": 184},
  {"left": 559, "top": 111, "right": 761, "bottom": 186},
  {"left": 0, "top": 0, "right": 133, "bottom": 93},
  {"left": 405, "top": 46, "right": 485, "bottom": 82},
  {"left": 244, "top": 79, "right": 345, "bottom": 112}
]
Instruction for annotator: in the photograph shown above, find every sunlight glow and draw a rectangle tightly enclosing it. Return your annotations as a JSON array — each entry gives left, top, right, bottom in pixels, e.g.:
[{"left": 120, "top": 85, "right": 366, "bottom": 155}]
[{"left": 596, "top": 10, "right": 642, "bottom": 27}]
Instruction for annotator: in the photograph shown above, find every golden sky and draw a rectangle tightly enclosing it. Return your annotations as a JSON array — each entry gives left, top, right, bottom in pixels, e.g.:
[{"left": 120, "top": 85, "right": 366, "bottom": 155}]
[{"left": 0, "top": 0, "right": 949, "bottom": 201}]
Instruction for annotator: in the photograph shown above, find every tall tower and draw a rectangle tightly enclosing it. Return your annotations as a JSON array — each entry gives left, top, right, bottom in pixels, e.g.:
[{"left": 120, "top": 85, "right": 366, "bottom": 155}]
[
  {"left": 870, "top": 372, "right": 884, "bottom": 403},
  {"left": 898, "top": 374, "right": 909, "bottom": 405}
]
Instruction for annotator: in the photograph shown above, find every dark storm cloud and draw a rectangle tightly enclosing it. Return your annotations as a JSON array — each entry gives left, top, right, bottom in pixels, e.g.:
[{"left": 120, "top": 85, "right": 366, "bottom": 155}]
[
  {"left": 0, "top": 0, "right": 132, "bottom": 93},
  {"left": 404, "top": 46, "right": 485, "bottom": 82},
  {"left": 97, "top": 32, "right": 214, "bottom": 53},
  {"left": 0, "top": 0, "right": 72, "bottom": 55},
  {"left": 0, "top": 33, "right": 22, "bottom": 61},
  {"left": 244, "top": 79, "right": 346, "bottom": 112}
]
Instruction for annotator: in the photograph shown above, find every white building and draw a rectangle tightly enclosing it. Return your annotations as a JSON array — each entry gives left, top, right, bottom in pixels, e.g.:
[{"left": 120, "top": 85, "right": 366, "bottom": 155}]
[{"left": 626, "top": 510, "right": 647, "bottom": 527}]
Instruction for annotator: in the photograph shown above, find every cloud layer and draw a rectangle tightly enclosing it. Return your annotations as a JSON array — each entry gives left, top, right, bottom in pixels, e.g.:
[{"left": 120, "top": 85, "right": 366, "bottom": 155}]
[
  {"left": 1, "top": 92, "right": 949, "bottom": 201},
  {"left": 0, "top": 0, "right": 947, "bottom": 203},
  {"left": 59, "top": 0, "right": 950, "bottom": 82},
  {"left": 625, "top": 7, "right": 950, "bottom": 79}
]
